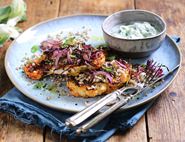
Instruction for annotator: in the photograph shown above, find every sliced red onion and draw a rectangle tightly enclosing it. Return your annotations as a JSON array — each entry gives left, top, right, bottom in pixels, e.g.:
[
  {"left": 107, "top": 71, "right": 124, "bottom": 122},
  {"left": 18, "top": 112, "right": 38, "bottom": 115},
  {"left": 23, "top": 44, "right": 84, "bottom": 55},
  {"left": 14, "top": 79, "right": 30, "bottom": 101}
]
[
  {"left": 119, "top": 59, "right": 128, "bottom": 64},
  {"left": 137, "top": 66, "right": 145, "bottom": 73},
  {"left": 83, "top": 53, "right": 90, "bottom": 61},
  {"left": 77, "top": 59, "right": 81, "bottom": 64},
  {"left": 87, "top": 50, "right": 92, "bottom": 59},
  {"left": 52, "top": 50, "right": 59, "bottom": 58},
  {"left": 94, "top": 71, "right": 113, "bottom": 83},
  {"left": 52, "top": 49, "right": 68, "bottom": 58},
  {"left": 84, "top": 61, "right": 92, "bottom": 67},
  {"left": 90, "top": 52, "right": 96, "bottom": 59},
  {"left": 95, "top": 51, "right": 101, "bottom": 58},
  {"left": 40, "top": 41, "right": 53, "bottom": 51},
  {"left": 54, "top": 56, "right": 60, "bottom": 67},
  {"left": 83, "top": 45, "right": 92, "bottom": 50},
  {"left": 52, "top": 49, "right": 68, "bottom": 66},
  {"left": 90, "top": 51, "right": 101, "bottom": 60},
  {"left": 116, "top": 60, "right": 127, "bottom": 69},
  {"left": 41, "top": 39, "right": 61, "bottom": 51},
  {"left": 67, "top": 48, "right": 73, "bottom": 64},
  {"left": 46, "top": 39, "right": 61, "bottom": 45}
]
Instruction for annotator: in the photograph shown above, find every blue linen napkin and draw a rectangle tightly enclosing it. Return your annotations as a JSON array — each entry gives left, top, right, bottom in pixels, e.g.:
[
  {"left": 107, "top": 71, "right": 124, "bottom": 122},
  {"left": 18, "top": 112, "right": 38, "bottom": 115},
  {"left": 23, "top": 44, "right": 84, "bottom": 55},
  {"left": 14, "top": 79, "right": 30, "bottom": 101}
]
[{"left": 0, "top": 36, "right": 180, "bottom": 142}]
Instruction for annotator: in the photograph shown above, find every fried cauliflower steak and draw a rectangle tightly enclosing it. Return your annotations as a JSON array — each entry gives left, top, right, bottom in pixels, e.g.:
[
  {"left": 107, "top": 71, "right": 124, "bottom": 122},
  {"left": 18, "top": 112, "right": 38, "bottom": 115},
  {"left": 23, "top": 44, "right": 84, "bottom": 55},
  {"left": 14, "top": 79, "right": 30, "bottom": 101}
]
[
  {"left": 67, "top": 60, "right": 131, "bottom": 97},
  {"left": 24, "top": 44, "right": 106, "bottom": 80}
]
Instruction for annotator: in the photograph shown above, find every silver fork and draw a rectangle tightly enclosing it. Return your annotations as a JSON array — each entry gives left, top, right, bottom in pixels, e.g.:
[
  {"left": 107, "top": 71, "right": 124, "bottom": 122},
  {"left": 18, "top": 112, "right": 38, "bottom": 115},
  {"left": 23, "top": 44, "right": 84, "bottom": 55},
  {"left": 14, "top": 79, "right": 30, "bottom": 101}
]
[
  {"left": 65, "top": 61, "right": 159, "bottom": 126},
  {"left": 65, "top": 62, "right": 179, "bottom": 134}
]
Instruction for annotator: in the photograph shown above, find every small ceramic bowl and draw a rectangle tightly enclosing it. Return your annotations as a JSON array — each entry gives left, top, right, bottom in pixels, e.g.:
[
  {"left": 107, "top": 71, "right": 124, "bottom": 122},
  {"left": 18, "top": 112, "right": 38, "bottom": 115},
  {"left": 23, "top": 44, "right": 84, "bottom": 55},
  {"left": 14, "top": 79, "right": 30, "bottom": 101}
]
[{"left": 102, "top": 10, "right": 166, "bottom": 58}]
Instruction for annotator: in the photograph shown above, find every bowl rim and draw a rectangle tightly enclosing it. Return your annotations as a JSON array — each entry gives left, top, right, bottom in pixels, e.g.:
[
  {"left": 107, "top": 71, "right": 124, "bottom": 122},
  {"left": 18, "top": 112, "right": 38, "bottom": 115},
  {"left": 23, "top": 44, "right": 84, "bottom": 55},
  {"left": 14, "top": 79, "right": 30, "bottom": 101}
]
[{"left": 102, "top": 9, "right": 167, "bottom": 41}]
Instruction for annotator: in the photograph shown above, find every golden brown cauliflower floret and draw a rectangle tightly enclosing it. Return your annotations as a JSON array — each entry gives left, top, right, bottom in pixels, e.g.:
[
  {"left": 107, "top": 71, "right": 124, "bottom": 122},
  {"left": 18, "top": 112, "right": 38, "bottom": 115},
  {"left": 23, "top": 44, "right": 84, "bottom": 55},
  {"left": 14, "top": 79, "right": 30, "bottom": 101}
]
[
  {"left": 67, "top": 81, "right": 109, "bottom": 98},
  {"left": 91, "top": 51, "right": 106, "bottom": 69},
  {"left": 23, "top": 55, "right": 46, "bottom": 80}
]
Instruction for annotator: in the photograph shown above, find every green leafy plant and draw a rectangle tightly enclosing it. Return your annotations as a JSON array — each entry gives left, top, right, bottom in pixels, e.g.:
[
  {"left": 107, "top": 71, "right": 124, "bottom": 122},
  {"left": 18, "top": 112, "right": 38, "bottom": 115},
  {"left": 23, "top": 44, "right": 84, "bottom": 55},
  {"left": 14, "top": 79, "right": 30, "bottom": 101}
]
[{"left": 0, "top": 0, "right": 27, "bottom": 47}]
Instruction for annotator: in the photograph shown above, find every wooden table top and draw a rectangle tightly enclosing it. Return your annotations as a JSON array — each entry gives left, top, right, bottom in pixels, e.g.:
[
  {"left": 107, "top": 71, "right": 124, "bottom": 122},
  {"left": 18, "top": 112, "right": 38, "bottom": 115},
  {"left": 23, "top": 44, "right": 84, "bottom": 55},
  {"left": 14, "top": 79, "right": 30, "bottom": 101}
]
[{"left": 0, "top": 0, "right": 185, "bottom": 141}]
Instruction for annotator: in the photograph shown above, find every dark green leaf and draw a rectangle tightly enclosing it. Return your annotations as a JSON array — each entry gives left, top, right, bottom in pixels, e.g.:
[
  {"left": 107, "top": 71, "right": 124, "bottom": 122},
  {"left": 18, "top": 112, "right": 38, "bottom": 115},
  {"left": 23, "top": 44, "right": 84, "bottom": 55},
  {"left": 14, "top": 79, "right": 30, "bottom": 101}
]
[{"left": 0, "top": 6, "right": 11, "bottom": 23}]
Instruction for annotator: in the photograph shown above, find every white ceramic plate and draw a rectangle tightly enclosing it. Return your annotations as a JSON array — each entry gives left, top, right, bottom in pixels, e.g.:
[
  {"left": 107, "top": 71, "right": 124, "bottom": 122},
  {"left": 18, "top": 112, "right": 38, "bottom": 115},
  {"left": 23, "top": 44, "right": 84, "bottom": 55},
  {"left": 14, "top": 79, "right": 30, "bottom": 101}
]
[{"left": 5, "top": 15, "right": 181, "bottom": 112}]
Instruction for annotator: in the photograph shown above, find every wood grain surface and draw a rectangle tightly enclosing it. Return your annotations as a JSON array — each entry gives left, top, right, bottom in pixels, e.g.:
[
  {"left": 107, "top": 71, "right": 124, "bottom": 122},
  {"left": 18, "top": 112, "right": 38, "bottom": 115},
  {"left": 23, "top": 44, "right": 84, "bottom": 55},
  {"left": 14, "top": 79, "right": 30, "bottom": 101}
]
[
  {"left": 108, "top": 116, "right": 147, "bottom": 142},
  {"left": 0, "top": 0, "right": 59, "bottom": 142},
  {"left": 0, "top": 0, "right": 184, "bottom": 142},
  {"left": 136, "top": 0, "right": 185, "bottom": 141},
  {"left": 0, "top": 113, "right": 43, "bottom": 142},
  {"left": 58, "top": 0, "right": 134, "bottom": 16}
]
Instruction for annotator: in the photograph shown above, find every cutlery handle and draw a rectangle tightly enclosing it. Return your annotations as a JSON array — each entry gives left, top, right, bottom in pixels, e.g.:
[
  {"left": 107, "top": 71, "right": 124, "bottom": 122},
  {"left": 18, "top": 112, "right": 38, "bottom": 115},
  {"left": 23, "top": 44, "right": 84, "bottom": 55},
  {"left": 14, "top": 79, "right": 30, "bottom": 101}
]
[
  {"left": 76, "top": 96, "right": 132, "bottom": 134},
  {"left": 74, "top": 64, "right": 180, "bottom": 133},
  {"left": 65, "top": 92, "right": 118, "bottom": 126},
  {"left": 65, "top": 87, "right": 135, "bottom": 127}
]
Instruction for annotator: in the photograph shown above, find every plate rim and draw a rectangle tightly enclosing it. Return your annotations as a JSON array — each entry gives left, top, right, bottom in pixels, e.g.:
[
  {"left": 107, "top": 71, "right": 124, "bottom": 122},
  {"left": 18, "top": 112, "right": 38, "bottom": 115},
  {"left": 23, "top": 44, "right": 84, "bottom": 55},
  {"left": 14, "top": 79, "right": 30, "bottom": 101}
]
[{"left": 5, "top": 15, "right": 182, "bottom": 113}]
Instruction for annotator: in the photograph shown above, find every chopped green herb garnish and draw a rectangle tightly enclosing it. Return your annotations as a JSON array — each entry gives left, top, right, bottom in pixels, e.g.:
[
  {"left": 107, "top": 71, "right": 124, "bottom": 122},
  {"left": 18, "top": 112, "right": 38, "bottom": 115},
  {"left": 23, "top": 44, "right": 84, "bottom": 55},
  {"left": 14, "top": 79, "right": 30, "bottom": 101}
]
[
  {"left": 96, "top": 43, "right": 109, "bottom": 49},
  {"left": 33, "top": 81, "right": 58, "bottom": 93},
  {"left": 33, "top": 82, "right": 46, "bottom": 89},
  {"left": 102, "top": 66, "right": 113, "bottom": 72},
  {"left": 62, "top": 37, "right": 75, "bottom": 48},
  {"left": 46, "top": 84, "right": 57, "bottom": 93},
  {"left": 44, "top": 59, "right": 53, "bottom": 64},
  {"left": 140, "top": 64, "right": 146, "bottom": 68},
  {"left": 70, "top": 54, "right": 76, "bottom": 58},
  {"left": 31, "top": 45, "right": 39, "bottom": 53}
]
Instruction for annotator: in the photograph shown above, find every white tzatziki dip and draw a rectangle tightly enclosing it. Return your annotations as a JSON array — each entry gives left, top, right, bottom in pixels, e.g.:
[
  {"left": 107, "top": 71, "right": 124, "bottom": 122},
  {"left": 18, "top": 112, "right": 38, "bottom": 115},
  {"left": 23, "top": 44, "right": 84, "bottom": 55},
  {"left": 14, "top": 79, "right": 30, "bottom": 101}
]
[{"left": 112, "top": 22, "right": 159, "bottom": 39}]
